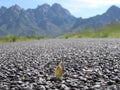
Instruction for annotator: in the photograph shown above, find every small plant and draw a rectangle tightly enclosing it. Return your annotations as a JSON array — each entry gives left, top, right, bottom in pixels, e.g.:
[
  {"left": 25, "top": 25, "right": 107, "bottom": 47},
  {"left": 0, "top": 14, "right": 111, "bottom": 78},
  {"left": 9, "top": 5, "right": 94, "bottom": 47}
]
[{"left": 54, "top": 61, "right": 63, "bottom": 79}]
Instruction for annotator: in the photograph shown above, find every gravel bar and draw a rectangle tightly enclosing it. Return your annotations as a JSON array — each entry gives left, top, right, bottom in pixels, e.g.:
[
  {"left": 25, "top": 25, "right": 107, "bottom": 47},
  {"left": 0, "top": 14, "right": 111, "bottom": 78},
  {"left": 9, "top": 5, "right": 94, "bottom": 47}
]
[{"left": 0, "top": 39, "right": 120, "bottom": 90}]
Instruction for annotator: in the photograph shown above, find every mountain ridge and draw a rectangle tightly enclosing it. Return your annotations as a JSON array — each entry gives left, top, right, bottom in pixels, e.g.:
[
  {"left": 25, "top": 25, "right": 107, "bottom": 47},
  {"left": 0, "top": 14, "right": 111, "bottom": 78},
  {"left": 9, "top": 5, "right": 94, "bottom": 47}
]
[
  {"left": 59, "top": 22, "right": 120, "bottom": 38},
  {"left": 0, "top": 3, "right": 120, "bottom": 37},
  {"left": 72, "top": 5, "right": 120, "bottom": 31},
  {"left": 0, "top": 3, "right": 76, "bottom": 37}
]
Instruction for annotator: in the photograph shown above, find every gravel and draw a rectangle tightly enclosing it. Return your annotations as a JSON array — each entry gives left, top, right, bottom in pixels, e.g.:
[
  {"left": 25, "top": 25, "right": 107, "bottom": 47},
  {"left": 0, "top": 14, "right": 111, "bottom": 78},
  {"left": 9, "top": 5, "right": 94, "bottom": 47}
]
[{"left": 0, "top": 39, "right": 120, "bottom": 90}]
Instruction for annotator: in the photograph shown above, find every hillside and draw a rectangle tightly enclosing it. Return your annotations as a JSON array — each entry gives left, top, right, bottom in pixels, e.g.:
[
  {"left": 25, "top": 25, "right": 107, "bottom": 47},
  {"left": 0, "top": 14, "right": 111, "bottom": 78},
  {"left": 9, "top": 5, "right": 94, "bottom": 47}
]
[
  {"left": 71, "top": 6, "right": 120, "bottom": 31},
  {"left": 59, "top": 22, "right": 120, "bottom": 38},
  {"left": 0, "top": 3, "right": 76, "bottom": 37},
  {"left": 0, "top": 4, "right": 120, "bottom": 37}
]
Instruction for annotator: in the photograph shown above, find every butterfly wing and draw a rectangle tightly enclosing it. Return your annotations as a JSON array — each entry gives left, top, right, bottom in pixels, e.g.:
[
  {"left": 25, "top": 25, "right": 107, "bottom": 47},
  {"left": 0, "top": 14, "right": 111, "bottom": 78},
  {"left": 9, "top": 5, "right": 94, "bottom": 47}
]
[{"left": 54, "top": 62, "right": 63, "bottom": 79}]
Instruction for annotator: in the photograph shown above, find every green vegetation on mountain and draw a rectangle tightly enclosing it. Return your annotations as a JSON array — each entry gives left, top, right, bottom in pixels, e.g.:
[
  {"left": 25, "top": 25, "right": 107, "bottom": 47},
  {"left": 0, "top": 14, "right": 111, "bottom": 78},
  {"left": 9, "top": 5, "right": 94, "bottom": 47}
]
[{"left": 59, "top": 22, "right": 120, "bottom": 38}]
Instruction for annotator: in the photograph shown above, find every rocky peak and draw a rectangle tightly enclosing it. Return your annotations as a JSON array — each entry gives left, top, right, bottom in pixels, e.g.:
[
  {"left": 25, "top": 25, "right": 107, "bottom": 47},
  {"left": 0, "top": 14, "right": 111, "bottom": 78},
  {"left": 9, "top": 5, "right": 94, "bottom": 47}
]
[
  {"left": 0, "top": 6, "right": 7, "bottom": 10},
  {"left": 52, "top": 3, "right": 62, "bottom": 8},
  {"left": 36, "top": 4, "right": 50, "bottom": 13},
  {"left": 9, "top": 4, "right": 21, "bottom": 11},
  {"left": 51, "top": 3, "right": 71, "bottom": 16},
  {"left": 0, "top": 6, "right": 7, "bottom": 15},
  {"left": 106, "top": 5, "right": 120, "bottom": 14}
]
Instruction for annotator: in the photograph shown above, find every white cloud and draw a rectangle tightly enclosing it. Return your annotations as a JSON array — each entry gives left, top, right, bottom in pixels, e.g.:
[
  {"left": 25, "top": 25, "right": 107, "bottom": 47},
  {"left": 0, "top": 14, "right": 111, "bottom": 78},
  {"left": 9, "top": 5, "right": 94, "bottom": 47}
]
[
  {"left": 80, "top": 0, "right": 120, "bottom": 8},
  {"left": 62, "top": 0, "right": 120, "bottom": 9},
  {"left": 60, "top": 0, "right": 120, "bottom": 17}
]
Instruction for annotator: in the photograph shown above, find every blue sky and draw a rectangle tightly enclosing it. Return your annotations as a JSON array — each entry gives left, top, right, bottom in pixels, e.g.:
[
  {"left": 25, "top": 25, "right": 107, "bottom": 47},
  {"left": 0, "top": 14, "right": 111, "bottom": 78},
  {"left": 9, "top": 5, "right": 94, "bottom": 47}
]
[{"left": 0, "top": 0, "right": 120, "bottom": 18}]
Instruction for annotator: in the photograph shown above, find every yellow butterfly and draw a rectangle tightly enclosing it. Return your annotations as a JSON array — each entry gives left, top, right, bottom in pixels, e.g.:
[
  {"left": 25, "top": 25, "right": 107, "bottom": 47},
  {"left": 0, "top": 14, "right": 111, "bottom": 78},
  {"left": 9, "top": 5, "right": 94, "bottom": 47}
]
[{"left": 54, "top": 61, "right": 63, "bottom": 79}]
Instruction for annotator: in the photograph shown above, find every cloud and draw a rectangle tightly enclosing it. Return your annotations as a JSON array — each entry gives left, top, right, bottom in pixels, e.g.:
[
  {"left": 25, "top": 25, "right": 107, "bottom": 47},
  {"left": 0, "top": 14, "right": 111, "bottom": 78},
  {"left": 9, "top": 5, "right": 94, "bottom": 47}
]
[
  {"left": 60, "top": 0, "right": 120, "bottom": 17},
  {"left": 1, "top": 0, "right": 120, "bottom": 18},
  {"left": 62, "top": 0, "right": 120, "bottom": 9},
  {"left": 80, "top": 0, "right": 120, "bottom": 8}
]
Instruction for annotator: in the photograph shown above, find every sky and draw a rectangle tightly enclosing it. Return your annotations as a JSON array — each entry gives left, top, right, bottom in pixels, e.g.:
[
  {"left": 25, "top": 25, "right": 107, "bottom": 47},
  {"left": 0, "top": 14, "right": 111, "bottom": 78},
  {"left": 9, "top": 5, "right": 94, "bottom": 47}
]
[{"left": 0, "top": 0, "right": 120, "bottom": 18}]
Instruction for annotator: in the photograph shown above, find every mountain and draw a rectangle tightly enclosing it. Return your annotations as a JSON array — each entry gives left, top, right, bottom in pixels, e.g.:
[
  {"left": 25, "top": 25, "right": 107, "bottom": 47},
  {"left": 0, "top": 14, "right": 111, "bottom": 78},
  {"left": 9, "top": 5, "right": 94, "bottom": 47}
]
[
  {"left": 0, "top": 4, "right": 120, "bottom": 37},
  {"left": 59, "top": 22, "right": 120, "bottom": 38},
  {"left": 0, "top": 3, "right": 76, "bottom": 37},
  {"left": 72, "top": 5, "right": 120, "bottom": 31}
]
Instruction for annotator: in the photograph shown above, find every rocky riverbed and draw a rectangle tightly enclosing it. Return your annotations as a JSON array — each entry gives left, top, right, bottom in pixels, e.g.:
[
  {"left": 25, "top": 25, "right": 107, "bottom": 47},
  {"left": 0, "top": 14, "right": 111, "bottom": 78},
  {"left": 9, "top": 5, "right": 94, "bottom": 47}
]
[{"left": 0, "top": 39, "right": 120, "bottom": 90}]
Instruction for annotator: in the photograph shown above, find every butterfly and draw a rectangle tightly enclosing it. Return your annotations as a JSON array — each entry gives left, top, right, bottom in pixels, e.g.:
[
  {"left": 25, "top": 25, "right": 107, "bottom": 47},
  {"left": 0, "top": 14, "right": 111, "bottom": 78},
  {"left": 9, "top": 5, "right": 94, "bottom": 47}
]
[{"left": 54, "top": 61, "right": 63, "bottom": 79}]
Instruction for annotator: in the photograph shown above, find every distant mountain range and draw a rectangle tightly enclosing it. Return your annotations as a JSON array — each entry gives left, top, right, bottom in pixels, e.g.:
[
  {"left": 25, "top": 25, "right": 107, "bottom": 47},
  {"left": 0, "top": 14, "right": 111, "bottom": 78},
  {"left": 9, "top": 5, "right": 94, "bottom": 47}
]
[
  {"left": 59, "top": 22, "right": 120, "bottom": 38},
  {"left": 0, "top": 3, "right": 120, "bottom": 37},
  {"left": 72, "top": 5, "right": 120, "bottom": 31}
]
